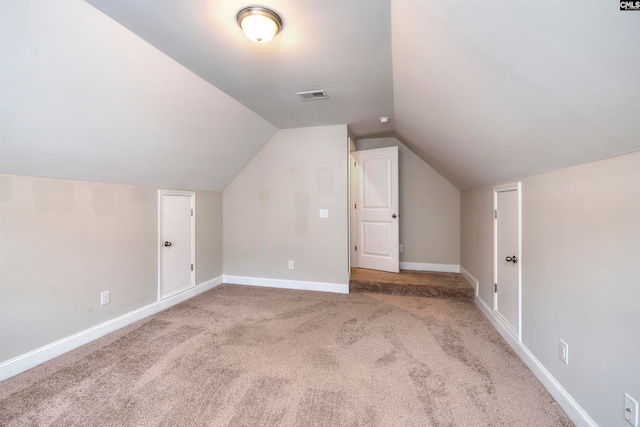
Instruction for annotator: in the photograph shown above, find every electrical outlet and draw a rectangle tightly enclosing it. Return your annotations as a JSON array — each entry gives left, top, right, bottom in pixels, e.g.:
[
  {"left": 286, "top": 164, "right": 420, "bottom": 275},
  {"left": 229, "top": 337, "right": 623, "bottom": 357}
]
[
  {"left": 100, "top": 291, "right": 110, "bottom": 306},
  {"left": 625, "top": 393, "right": 638, "bottom": 426},
  {"left": 559, "top": 340, "right": 568, "bottom": 365},
  {"left": 319, "top": 209, "right": 329, "bottom": 218},
  {"left": 288, "top": 260, "right": 294, "bottom": 269}
]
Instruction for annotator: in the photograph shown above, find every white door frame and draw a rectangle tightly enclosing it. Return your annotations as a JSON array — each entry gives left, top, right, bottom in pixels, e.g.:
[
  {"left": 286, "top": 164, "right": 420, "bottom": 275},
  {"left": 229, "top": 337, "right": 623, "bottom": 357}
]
[
  {"left": 158, "top": 190, "right": 195, "bottom": 301},
  {"left": 349, "top": 152, "right": 358, "bottom": 270},
  {"left": 492, "top": 182, "right": 522, "bottom": 341}
]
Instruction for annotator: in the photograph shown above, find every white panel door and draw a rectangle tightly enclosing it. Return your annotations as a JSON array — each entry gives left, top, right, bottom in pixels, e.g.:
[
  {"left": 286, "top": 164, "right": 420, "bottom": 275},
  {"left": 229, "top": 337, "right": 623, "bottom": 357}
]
[
  {"left": 354, "top": 146, "right": 399, "bottom": 273},
  {"left": 160, "top": 192, "right": 194, "bottom": 299},
  {"left": 494, "top": 183, "right": 521, "bottom": 340}
]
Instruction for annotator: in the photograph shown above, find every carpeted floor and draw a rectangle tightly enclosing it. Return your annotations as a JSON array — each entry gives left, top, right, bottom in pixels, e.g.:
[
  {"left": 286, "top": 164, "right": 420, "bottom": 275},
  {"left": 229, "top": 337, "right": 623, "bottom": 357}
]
[
  {"left": 350, "top": 268, "right": 475, "bottom": 301},
  {"left": 0, "top": 285, "right": 573, "bottom": 426}
]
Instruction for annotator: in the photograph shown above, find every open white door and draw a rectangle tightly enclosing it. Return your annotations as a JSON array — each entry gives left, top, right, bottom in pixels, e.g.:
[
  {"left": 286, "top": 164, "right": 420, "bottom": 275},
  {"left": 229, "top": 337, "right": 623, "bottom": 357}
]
[
  {"left": 493, "top": 183, "right": 521, "bottom": 341},
  {"left": 354, "top": 146, "right": 399, "bottom": 273},
  {"left": 159, "top": 190, "right": 195, "bottom": 300}
]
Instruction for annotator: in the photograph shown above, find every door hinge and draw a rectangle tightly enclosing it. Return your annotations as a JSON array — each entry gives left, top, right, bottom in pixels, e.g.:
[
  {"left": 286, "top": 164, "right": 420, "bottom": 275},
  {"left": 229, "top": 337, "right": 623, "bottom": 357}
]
[
  {"left": 191, "top": 209, "right": 194, "bottom": 216},
  {"left": 354, "top": 203, "right": 357, "bottom": 209},
  {"left": 191, "top": 264, "right": 194, "bottom": 271},
  {"left": 355, "top": 245, "right": 357, "bottom": 251},
  {"left": 494, "top": 283, "right": 497, "bottom": 292},
  {"left": 494, "top": 209, "right": 498, "bottom": 219},
  {"left": 354, "top": 161, "right": 356, "bottom": 167}
]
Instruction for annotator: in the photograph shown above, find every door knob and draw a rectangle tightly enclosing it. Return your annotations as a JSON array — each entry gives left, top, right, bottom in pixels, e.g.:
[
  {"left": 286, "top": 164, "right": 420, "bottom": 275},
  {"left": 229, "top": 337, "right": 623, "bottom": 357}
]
[
  {"left": 505, "top": 255, "right": 517, "bottom": 263},
  {"left": 392, "top": 214, "right": 397, "bottom": 218},
  {"left": 164, "top": 241, "right": 172, "bottom": 247}
]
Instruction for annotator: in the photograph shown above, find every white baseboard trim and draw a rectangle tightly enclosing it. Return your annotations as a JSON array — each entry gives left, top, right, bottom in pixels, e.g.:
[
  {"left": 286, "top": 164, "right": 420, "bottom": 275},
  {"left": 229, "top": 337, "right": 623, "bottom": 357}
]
[
  {"left": 399, "top": 262, "right": 460, "bottom": 273},
  {"left": 0, "top": 276, "right": 223, "bottom": 382},
  {"left": 475, "top": 296, "right": 597, "bottom": 427},
  {"left": 223, "top": 275, "right": 349, "bottom": 294},
  {"left": 459, "top": 266, "right": 480, "bottom": 296}
]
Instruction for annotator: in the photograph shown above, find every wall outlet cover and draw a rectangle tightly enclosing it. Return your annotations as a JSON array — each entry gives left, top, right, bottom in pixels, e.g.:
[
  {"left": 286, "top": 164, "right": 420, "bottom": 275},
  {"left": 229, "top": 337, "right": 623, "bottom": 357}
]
[
  {"left": 100, "top": 291, "right": 110, "bottom": 306},
  {"left": 625, "top": 393, "right": 638, "bottom": 427},
  {"left": 559, "top": 339, "right": 568, "bottom": 365}
]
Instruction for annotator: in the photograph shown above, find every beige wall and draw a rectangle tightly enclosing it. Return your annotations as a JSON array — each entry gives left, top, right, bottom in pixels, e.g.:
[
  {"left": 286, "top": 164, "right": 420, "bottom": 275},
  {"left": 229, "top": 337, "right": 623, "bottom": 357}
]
[
  {"left": 223, "top": 125, "right": 349, "bottom": 285},
  {"left": 460, "top": 151, "right": 640, "bottom": 426},
  {"left": 357, "top": 137, "right": 460, "bottom": 266},
  {"left": 460, "top": 185, "right": 493, "bottom": 303},
  {"left": 195, "top": 191, "right": 223, "bottom": 283},
  {"left": 0, "top": 174, "right": 223, "bottom": 363}
]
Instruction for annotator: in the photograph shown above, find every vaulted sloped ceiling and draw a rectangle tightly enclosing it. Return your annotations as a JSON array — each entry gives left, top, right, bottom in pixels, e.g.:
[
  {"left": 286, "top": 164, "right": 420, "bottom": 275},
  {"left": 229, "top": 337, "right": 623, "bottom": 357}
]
[
  {"left": 85, "top": 0, "right": 395, "bottom": 138},
  {"left": 85, "top": 0, "right": 640, "bottom": 190},
  {"left": 3, "top": 0, "right": 639, "bottom": 191},
  {"left": 0, "top": 0, "right": 278, "bottom": 191},
  {"left": 391, "top": 1, "right": 640, "bottom": 189}
]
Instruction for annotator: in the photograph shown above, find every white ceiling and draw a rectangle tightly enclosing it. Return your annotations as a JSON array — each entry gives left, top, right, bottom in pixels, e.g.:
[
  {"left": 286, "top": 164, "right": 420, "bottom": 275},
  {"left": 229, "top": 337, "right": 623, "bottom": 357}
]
[
  {"left": 85, "top": 0, "right": 395, "bottom": 138},
  {"left": 5, "top": 0, "right": 639, "bottom": 191}
]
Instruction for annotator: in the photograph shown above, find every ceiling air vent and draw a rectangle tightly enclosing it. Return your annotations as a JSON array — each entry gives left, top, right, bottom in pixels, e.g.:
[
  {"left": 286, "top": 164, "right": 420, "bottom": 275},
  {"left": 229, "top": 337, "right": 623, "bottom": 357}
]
[{"left": 297, "top": 90, "right": 328, "bottom": 101}]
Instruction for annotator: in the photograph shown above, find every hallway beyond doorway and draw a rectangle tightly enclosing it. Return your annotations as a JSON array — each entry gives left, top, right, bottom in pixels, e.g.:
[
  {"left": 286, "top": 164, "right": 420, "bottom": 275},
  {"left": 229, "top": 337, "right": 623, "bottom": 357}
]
[{"left": 350, "top": 268, "right": 474, "bottom": 301}]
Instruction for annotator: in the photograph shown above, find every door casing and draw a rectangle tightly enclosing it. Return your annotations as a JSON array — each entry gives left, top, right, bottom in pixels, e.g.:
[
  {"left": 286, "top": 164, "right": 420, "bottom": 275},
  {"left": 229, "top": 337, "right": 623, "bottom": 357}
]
[{"left": 350, "top": 152, "right": 358, "bottom": 268}]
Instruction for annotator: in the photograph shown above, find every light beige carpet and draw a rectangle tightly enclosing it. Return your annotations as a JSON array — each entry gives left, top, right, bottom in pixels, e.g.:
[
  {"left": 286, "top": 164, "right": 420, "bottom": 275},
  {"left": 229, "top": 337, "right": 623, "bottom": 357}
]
[{"left": 0, "top": 285, "right": 573, "bottom": 426}]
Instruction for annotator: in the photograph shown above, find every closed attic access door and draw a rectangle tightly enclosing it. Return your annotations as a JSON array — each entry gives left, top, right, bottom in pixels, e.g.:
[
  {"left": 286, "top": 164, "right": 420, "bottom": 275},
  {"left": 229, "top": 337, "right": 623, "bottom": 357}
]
[
  {"left": 159, "top": 190, "right": 195, "bottom": 300},
  {"left": 493, "top": 183, "right": 522, "bottom": 341}
]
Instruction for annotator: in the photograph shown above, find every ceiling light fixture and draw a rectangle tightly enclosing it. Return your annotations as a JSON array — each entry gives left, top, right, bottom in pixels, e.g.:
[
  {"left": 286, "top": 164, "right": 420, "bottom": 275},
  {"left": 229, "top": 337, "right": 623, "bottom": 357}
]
[
  {"left": 237, "top": 6, "right": 283, "bottom": 43},
  {"left": 379, "top": 117, "right": 390, "bottom": 124}
]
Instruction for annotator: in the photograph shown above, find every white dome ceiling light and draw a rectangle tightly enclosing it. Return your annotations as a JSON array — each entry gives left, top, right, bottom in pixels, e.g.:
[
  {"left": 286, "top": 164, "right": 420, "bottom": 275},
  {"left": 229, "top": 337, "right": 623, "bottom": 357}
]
[{"left": 237, "top": 7, "right": 283, "bottom": 43}]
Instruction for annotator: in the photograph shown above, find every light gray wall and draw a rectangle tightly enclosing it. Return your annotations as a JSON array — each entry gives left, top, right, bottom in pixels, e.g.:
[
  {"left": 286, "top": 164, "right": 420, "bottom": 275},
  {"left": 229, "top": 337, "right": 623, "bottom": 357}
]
[
  {"left": 357, "top": 137, "right": 460, "bottom": 266},
  {"left": 0, "top": 0, "right": 277, "bottom": 191},
  {"left": 0, "top": 174, "right": 223, "bottom": 363},
  {"left": 223, "top": 125, "right": 349, "bottom": 285},
  {"left": 460, "top": 151, "right": 640, "bottom": 426}
]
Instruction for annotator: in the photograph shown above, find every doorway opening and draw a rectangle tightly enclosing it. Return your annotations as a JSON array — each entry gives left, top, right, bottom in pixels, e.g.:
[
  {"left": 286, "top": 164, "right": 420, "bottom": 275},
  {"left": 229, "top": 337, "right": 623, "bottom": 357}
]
[{"left": 350, "top": 145, "right": 399, "bottom": 273}]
